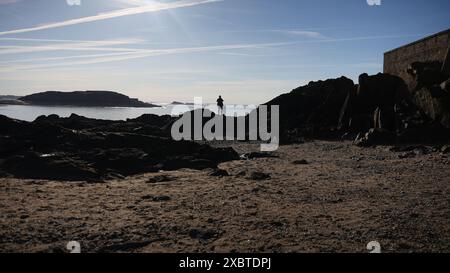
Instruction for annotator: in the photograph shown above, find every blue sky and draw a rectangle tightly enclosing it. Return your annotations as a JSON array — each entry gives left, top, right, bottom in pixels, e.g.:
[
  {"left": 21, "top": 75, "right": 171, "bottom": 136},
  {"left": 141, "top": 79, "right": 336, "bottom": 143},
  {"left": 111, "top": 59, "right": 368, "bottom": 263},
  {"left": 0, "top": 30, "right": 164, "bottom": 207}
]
[{"left": 0, "top": 0, "right": 449, "bottom": 104}]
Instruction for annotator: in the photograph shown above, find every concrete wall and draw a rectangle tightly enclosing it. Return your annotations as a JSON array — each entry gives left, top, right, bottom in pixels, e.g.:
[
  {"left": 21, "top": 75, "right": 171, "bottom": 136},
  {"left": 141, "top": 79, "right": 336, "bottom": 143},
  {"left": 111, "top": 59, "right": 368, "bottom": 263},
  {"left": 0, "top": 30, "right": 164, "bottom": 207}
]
[{"left": 384, "top": 29, "right": 450, "bottom": 90}]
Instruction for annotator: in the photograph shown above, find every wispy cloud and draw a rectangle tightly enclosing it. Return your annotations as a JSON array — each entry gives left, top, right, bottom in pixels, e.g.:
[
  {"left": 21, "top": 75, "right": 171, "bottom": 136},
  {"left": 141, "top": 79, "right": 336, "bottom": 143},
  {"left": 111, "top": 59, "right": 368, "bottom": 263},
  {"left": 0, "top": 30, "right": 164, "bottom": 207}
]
[
  {"left": 0, "top": 0, "right": 21, "bottom": 5},
  {"left": 0, "top": 38, "right": 144, "bottom": 55},
  {"left": 0, "top": 33, "right": 424, "bottom": 72},
  {"left": 220, "top": 28, "right": 327, "bottom": 39},
  {"left": 276, "top": 30, "right": 325, "bottom": 38},
  {"left": 114, "top": 0, "right": 153, "bottom": 6},
  {"left": 0, "top": 0, "right": 222, "bottom": 36},
  {"left": 0, "top": 42, "right": 285, "bottom": 72}
]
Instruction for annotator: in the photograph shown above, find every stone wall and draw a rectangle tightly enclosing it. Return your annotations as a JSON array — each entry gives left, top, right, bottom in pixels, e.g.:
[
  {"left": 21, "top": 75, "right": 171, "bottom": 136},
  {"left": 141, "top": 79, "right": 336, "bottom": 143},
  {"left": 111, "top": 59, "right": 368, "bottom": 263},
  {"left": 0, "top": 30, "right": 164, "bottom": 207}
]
[{"left": 384, "top": 29, "right": 450, "bottom": 91}]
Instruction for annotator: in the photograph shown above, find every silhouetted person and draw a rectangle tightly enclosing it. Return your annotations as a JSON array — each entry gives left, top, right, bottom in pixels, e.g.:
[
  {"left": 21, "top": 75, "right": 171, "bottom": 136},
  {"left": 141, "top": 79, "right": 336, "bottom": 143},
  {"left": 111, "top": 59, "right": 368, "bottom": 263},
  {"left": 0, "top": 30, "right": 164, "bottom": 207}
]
[{"left": 217, "top": 95, "right": 224, "bottom": 115}]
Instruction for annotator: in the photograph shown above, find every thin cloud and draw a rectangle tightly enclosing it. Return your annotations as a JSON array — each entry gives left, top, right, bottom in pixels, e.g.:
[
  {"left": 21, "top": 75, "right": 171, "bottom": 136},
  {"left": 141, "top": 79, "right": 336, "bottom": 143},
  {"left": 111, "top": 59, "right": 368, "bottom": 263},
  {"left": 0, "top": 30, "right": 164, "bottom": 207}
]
[
  {"left": 220, "top": 29, "right": 327, "bottom": 38},
  {"left": 0, "top": 42, "right": 286, "bottom": 72},
  {"left": 0, "top": 38, "right": 144, "bottom": 55},
  {"left": 0, "top": 0, "right": 222, "bottom": 36},
  {"left": 278, "top": 30, "right": 325, "bottom": 38},
  {"left": 0, "top": 0, "right": 21, "bottom": 4},
  {"left": 0, "top": 33, "right": 425, "bottom": 72}
]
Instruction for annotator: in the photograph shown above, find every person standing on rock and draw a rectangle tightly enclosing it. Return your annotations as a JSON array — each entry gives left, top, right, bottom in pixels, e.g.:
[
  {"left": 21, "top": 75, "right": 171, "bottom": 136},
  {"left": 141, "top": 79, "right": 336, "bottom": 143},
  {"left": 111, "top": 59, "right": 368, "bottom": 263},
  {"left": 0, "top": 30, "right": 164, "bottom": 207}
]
[{"left": 217, "top": 95, "right": 224, "bottom": 115}]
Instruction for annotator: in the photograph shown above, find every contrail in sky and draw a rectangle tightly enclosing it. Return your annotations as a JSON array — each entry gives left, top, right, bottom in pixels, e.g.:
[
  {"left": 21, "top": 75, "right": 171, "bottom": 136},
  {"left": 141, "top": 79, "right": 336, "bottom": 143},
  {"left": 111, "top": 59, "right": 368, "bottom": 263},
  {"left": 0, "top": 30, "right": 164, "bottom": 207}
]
[{"left": 0, "top": 0, "right": 222, "bottom": 36}]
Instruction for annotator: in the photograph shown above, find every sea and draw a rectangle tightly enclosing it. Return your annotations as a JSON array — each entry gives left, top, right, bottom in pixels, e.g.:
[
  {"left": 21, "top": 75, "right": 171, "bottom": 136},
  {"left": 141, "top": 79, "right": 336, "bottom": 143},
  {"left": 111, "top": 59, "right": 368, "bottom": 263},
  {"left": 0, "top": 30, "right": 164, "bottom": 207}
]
[{"left": 0, "top": 103, "right": 253, "bottom": 122}]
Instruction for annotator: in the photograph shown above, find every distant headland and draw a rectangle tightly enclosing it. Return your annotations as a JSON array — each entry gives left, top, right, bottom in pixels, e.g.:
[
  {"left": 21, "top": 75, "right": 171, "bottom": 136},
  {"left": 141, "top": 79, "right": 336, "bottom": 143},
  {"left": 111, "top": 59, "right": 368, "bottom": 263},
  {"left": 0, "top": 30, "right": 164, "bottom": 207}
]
[{"left": 0, "top": 91, "right": 159, "bottom": 108}]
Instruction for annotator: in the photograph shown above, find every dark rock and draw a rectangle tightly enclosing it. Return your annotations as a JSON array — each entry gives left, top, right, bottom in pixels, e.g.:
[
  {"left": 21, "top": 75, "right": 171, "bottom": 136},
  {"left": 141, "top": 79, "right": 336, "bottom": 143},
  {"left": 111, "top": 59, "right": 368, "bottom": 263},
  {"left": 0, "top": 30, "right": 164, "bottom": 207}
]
[
  {"left": 98, "top": 240, "right": 154, "bottom": 252},
  {"left": 240, "top": 152, "right": 279, "bottom": 160},
  {"left": 188, "top": 229, "right": 219, "bottom": 241},
  {"left": 0, "top": 115, "right": 239, "bottom": 181},
  {"left": 398, "top": 152, "right": 417, "bottom": 159},
  {"left": 394, "top": 145, "right": 431, "bottom": 158},
  {"left": 413, "top": 85, "right": 450, "bottom": 128},
  {"left": 209, "top": 169, "right": 230, "bottom": 177},
  {"left": 126, "top": 114, "right": 173, "bottom": 127},
  {"left": 147, "top": 175, "right": 175, "bottom": 183},
  {"left": 407, "top": 61, "right": 447, "bottom": 89},
  {"left": 339, "top": 73, "right": 410, "bottom": 133},
  {"left": 263, "top": 76, "right": 355, "bottom": 140},
  {"left": 0, "top": 152, "right": 102, "bottom": 181},
  {"left": 0, "top": 115, "right": 30, "bottom": 135},
  {"left": 160, "top": 157, "right": 216, "bottom": 171},
  {"left": 141, "top": 195, "right": 171, "bottom": 202},
  {"left": 292, "top": 159, "right": 309, "bottom": 165},
  {"left": 248, "top": 172, "right": 271, "bottom": 181},
  {"left": 441, "top": 79, "right": 450, "bottom": 93},
  {"left": 354, "top": 128, "right": 396, "bottom": 147},
  {"left": 441, "top": 145, "right": 450, "bottom": 154},
  {"left": 20, "top": 91, "right": 159, "bottom": 108},
  {"left": 0, "top": 170, "right": 11, "bottom": 178},
  {"left": 389, "top": 145, "right": 430, "bottom": 154},
  {"left": 406, "top": 61, "right": 450, "bottom": 128},
  {"left": 81, "top": 148, "right": 155, "bottom": 176}
]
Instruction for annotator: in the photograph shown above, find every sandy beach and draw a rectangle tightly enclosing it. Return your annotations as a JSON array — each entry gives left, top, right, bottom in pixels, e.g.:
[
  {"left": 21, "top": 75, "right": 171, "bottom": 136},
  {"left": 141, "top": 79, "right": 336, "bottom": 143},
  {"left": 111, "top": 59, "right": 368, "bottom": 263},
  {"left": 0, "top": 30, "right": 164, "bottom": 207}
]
[{"left": 1, "top": 141, "right": 449, "bottom": 253}]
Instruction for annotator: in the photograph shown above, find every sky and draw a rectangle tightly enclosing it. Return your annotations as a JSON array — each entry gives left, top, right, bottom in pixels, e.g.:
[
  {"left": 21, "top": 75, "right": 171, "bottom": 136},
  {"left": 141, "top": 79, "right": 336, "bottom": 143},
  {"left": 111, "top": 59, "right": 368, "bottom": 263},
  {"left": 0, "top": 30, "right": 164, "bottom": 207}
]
[{"left": 0, "top": 0, "right": 449, "bottom": 104}]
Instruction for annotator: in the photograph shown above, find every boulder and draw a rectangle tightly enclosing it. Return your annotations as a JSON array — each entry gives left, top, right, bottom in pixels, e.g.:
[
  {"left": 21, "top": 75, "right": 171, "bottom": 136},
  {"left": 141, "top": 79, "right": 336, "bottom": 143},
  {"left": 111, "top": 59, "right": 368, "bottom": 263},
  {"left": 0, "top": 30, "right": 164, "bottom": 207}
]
[
  {"left": 339, "top": 73, "right": 410, "bottom": 133},
  {"left": 247, "top": 172, "right": 271, "bottom": 181},
  {"left": 441, "top": 79, "right": 450, "bottom": 93},
  {"left": 209, "top": 169, "right": 230, "bottom": 177},
  {"left": 407, "top": 61, "right": 447, "bottom": 89},
  {"left": 413, "top": 85, "right": 450, "bottom": 128},
  {"left": 263, "top": 76, "right": 355, "bottom": 139},
  {"left": 0, "top": 115, "right": 239, "bottom": 181},
  {"left": 80, "top": 148, "right": 156, "bottom": 176},
  {"left": 0, "top": 115, "right": 30, "bottom": 135},
  {"left": 0, "top": 152, "right": 102, "bottom": 181},
  {"left": 405, "top": 61, "right": 450, "bottom": 128},
  {"left": 240, "top": 152, "right": 279, "bottom": 160},
  {"left": 354, "top": 128, "right": 396, "bottom": 147},
  {"left": 147, "top": 175, "right": 175, "bottom": 183},
  {"left": 141, "top": 195, "right": 171, "bottom": 202},
  {"left": 292, "top": 159, "right": 309, "bottom": 165}
]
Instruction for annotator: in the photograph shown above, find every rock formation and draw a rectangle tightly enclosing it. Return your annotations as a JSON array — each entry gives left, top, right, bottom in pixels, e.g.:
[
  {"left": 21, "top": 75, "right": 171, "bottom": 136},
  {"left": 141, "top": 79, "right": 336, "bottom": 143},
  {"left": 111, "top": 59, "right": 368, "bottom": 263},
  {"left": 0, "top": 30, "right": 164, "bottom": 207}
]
[
  {"left": 0, "top": 114, "right": 238, "bottom": 181},
  {"left": 19, "top": 91, "right": 159, "bottom": 108},
  {"left": 263, "top": 76, "right": 355, "bottom": 141},
  {"left": 258, "top": 68, "right": 449, "bottom": 146}
]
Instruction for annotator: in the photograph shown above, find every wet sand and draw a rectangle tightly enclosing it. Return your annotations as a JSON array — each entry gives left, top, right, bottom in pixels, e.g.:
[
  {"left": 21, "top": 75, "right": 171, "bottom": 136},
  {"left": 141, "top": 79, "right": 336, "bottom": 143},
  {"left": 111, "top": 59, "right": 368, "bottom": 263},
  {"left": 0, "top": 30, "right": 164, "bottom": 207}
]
[{"left": 1, "top": 141, "right": 449, "bottom": 253}]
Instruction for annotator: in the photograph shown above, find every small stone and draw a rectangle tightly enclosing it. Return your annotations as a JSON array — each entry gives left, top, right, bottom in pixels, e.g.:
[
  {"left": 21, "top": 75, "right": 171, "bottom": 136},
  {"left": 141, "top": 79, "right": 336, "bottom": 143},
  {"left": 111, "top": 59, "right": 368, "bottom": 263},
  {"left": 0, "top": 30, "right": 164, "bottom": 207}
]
[
  {"left": 248, "top": 172, "right": 271, "bottom": 181},
  {"left": 147, "top": 175, "right": 175, "bottom": 183},
  {"left": 141, "top": 195, "right": 171, "bottom": 202},
  {"left": 188, "top": 229, "right": 218, "bottom": 240},
  {"left": 292, "top": 159, "right": 309, "bottom": 165},
  {"left": 209, "top": 169, "right": 230, "bottom": 177}
]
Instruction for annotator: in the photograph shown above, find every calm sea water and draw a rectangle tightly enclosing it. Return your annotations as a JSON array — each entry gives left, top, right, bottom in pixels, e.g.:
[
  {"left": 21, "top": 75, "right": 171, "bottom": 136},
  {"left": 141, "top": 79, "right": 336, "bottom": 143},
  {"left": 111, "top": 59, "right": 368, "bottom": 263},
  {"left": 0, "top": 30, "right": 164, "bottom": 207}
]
[
  {"left": 0, "top": 104, "right": 191, "bottom": 122},
  {"left": 0, "top": 104, "right": 252, "bottom": 122}
]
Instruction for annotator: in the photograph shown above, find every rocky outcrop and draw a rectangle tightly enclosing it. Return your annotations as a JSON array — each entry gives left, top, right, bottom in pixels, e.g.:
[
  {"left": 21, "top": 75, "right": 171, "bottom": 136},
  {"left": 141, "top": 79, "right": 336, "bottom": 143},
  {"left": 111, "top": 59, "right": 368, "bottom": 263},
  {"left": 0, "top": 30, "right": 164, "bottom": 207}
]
[
  {"left": 406, "top": 61, "right": 450, "bottom": 129},
  {"left": 339, "top": 73, "right": 410, "bottom": 133},
  {"left": 0, "top": 114, "right": 239, "bottom": 181},
  {"left": 263, "top": 76, "right": 355, "bottom": 140},
  {"left": 19, "top": 91, "right": 159, "bottom": 108},
  {"left": 260, "top": 70, "right": 449, "bottom": 146}
]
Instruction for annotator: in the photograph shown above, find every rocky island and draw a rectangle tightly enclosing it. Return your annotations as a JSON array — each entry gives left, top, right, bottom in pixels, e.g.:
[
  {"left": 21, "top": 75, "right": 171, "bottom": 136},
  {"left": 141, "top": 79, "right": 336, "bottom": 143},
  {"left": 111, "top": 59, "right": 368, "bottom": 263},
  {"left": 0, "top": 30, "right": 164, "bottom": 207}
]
[{"left": 15, "top": 91, "right": 159, "bottom": 108}]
